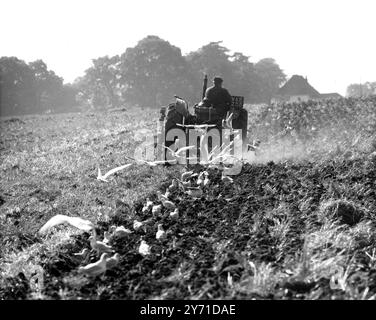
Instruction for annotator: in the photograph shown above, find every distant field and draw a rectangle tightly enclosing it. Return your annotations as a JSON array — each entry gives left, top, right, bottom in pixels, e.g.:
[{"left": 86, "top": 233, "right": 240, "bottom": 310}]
[
  {"left": 0, "top": 108, "right": 183, "bottom": 286},
  {"left": 0, "top": 107, "right": 166, "bottom": 229},
  {"left": 1, "top": 98, "right": 376, "bottom": 300}
]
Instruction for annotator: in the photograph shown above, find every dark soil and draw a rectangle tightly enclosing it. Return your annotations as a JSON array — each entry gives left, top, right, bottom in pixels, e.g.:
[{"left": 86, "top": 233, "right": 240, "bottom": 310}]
[{"left": 2, "top": 157, "right": 375, "bottom": 300}]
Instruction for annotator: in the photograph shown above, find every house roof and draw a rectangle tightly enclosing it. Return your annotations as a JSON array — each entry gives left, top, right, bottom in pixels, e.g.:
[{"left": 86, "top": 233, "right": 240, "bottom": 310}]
[
  {"left": 277, "top": 75, "right": 320, "bottom": 97},
  {"left": 320, "top": 93, "right": 343, "bottom": 99}
]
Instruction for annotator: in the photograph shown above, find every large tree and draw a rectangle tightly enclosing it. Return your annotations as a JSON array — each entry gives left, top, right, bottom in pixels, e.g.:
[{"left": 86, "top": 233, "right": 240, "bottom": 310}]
[
  {"left": 346, "top": 82, "right": 376, "bottom": 97},
  {"left": 1, "top": 57, "right": 79, "bottom": 116},
  {"left": 186, "top": 41, "right": 235, "bottom": 101},
  {"left": 29, "top": 59, "right": 64, "bottom": 112},
  {"left": 72, "top": 37, "right": 287, "bottom": 109},
  {"left": 254, "top": 58, "right": 286, "bottom": 104},
  {"left": 0, "top": 57, "right": 37, "bottom": 116},
  {"left": 79, "top": 55, "right": 122, "bottom": 109},
  {"left": 120, "top": 35, "right": 196, "bottom": 107},
  {"left": 230, "top": 52, "right": 263, "bottom": 103},
  {"left": 185, "top": 43, "right": 285, "bottom": 104}
]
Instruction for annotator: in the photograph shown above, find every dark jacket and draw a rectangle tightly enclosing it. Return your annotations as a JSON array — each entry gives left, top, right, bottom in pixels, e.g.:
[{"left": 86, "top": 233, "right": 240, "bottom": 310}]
[{"left": 205, "top": 85, "right": 232, "bottom": 118}]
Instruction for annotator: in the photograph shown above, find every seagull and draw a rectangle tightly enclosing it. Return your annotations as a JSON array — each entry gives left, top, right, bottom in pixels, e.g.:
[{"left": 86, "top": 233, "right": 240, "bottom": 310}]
[
  {"left": 97, "top": 163, "right": 133, "bottom": 182},
  {"left": 170, "top": 208, "right": 179, "bottom": 220},
  {"left": 89, "top": 235, "right": 115, "bottom": 254},
  {"left": 221, "top": 175, "right": 234, "bottom": 184},
  {"left": 186, "top": 187, "right": 203, "bottom": 198},
  {"left": 181, "top": 180, "right": 192, "bottom": 188},
  {"left": 152, "top": 204, "right": 162, "bottom": 216},
  {"left": 141, "top": 159, "right": 178, "bottom": 166},
  {"left": 111, "top": 225, "right": 132, "bottom": 237},
  {"left": 142, "top": 197, "right": 154, "bottom": 213},
  {"left": 181, "top": 171, "right": 195, "bottom": 182},
  {"left": 203, "top": 174, "right": 210, "bottom": 187},
  {"left": 145, "top": 198, "right": 153, "bottom": 208},
  {"left": 125, "top": 156, "right": 177, "bottom": 167},
  {"left": 73, "top": 248, "right": 90, "bottom": 260},
  {"left": 197, "top": 171, "right": 209, "bottom": 188},
  {"left": 163, "top": 189, "right": 171, "bottom": 199},
  {"left": 142, "top": 205, "right": 150, "bottom": 214},
  {"left": 197, "top": 171, "right": 205, "bottom": 186},
  {"left": 156, "top": 224, "right": 166, "bottom": 240},
  {"left": 105, "top": 253, "right": 120, "bottom": 270},
  {"left": 133, "top": 220, "right": 144, "bottom": 231},
  {"left": 161, "top": 199, "right": 175, "bottom": 210},
  {"left": 168, "top": 179, "right": 179, "bottom": 192},
  {"left": 103, "top": 231, "right": 111, "bottom": 244},
  {"left": 78, "top": 253, "right": 109, "bottom": 277},
  {"left": 164, "top": 145, "right": 196, "bottom": 160},
  {"left": 39, "top": 214, "right": 94, "bottom": 234},
  {"left": 139, "top": 240, "right": 151, "bottom": 256},
  {"left": 175, "top": 178, "right": 191, "bottom": 191},
  {"left": 156, "top": 190, "right": 169, "bottom": 201}
]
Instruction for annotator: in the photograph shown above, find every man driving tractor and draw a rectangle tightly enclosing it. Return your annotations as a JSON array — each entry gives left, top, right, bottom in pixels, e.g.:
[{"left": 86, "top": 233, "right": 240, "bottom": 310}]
[
  {"left": 203, "top": 76, "right": 248, "bottom": 146},
  {"left": 163, "top": 75, "right": 248, "bottom": 150},
  {"left": 204, "top": 76, "right": 232, "bottom": 120}
]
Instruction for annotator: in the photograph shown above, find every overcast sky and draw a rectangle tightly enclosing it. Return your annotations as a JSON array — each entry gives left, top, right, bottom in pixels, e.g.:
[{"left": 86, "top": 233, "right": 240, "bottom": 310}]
[{"left": 1, "top": 0, "right": 375, "bottom": 95}]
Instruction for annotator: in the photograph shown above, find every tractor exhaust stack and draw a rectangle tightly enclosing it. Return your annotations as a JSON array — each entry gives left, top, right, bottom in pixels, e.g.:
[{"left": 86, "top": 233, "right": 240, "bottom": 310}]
[{"left": 202, "top": 74, "right": 208, "bottom": 100}]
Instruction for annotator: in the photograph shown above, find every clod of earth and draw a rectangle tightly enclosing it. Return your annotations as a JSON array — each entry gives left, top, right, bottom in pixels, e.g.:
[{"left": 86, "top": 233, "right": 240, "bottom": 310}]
[{"left": 319, "top": 199, "right": 365, "bottom": 226}]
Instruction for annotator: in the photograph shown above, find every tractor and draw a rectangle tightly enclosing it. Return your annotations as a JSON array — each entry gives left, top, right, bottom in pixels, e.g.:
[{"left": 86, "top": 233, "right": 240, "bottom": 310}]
[{"left": 159, "top": 75, "right": 249, "bottom": 155}]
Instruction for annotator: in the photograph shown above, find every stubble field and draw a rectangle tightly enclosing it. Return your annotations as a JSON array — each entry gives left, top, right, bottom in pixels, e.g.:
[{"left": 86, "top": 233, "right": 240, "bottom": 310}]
[{"left": 1, "top": 97, "right": 376, "bottom": 300}]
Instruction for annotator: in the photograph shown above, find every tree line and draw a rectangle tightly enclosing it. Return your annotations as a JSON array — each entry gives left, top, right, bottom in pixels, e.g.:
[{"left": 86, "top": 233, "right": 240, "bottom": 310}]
[
  {"left": 0, "top": 57, "right": 77, "bottom": 116},
  {"left": 1, "top": 35, "right": 288, "bottom": 116},
  {"left": 74, "top": 36, "right": 287, "bottom": 109},
  {"left": 346, "top": 82, "right": 376, "bottom": 98}
]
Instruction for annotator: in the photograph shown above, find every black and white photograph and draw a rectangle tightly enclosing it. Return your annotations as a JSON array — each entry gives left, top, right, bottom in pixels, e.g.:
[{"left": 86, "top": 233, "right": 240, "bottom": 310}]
[{"left": 1, "top": 0, "right": 376, "bottom": 305}]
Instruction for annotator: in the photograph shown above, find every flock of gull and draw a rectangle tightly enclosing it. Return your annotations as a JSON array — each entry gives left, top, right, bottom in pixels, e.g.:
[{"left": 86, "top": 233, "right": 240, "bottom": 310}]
[
  {"left": 38, "top": 166, "right": 234, "bottom": 278},
  {"left": 38, "top": 120, "right": 259, "bottom": 278},
  {"left": 39, "top": 171, "right": 232, "bottom": 277}
]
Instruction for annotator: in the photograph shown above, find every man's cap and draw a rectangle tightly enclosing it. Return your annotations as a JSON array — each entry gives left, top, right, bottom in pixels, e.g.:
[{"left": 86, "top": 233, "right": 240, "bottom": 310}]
[{"left": 213, "top": 76, "right": 223, "bottom": 83}]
